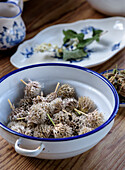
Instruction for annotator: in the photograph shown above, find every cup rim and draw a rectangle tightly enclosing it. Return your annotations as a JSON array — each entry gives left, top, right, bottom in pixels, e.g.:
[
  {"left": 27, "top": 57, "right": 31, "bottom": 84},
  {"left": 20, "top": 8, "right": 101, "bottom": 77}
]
[
  {"left": 0, "top": 63, "right": 119, "bottom": 142},
  {"left": 0, "top": 2, "right": 22, "bottom": 19}
]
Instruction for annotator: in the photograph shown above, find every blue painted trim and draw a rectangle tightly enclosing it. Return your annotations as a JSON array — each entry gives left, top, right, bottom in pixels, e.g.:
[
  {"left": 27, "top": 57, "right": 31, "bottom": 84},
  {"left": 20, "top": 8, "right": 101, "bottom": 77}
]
[
  {"left": 0, "top": 63, "right": 119, "bottom": 142},
  {"left": 112, "top": 42, "right": 120, "bottom": 51},
  {"left": 0, "top": 2, "right": 22, "bottom": 19},
  {"left": 101, "top": 69, "right": 125, "bottom": 106},
  {"left": 101, "top": 69, "right": 123, "bottom": 74},
  {"left": 21, "top": 47, "right": 34, "bottom": 58}
]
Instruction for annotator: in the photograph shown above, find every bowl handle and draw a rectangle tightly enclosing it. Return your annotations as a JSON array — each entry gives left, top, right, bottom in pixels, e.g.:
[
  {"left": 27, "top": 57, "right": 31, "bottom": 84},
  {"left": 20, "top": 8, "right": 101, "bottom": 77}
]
[{"left": 15, "top": 138, "right": 45, "bottom": 157}]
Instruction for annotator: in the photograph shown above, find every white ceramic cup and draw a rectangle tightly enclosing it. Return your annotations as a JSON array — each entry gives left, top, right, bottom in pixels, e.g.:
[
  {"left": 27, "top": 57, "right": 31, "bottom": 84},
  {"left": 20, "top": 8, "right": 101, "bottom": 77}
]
[{"left": 87, "top": 0, "right": 125, "bottom": 16}]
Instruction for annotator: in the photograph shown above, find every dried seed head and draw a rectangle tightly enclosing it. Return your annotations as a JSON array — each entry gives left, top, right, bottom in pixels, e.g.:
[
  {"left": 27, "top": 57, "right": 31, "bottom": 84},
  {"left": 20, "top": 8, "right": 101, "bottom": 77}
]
[
  {"left": 9, "top": 107, "right": 28, "bottom": 121},
  {"left": 70, "top": 115, "right": 86, "bottom": 134},
  {"left": 57, "top": 84, "right": 76, "bottom": 99},
  {"left": 53, "top": 123, "right": 73, "bottom": 138},
  {"left": 62, "top": 98, "right": 78, "bottom": 112},
  {"left": 33, "top": 96, "right": 47, "bottom": 104},
  {"left": 78, "top": 126, "right": 92, "bottom": 135},
  {"left": 24, "top": 80, "right": 42, "bottom": 98},
  {"left": 53, "top": 111, "right": 70, "bottom": 124},
  {"left": 25, "top": 127, "right": 33, "bottom": 136},
  {"left": 49, "top": 98, "right": 63, "bottom": 115},
  {"left": 33, "top": 124, "right": 53, "bottom": 138},
  {"left": 78, "top": 96, "right": 96, "bottom": 113},
  {"left": 86, "top": 110, "right": 104, "bottom": 128},
  {"left": 19, "top": 97, "right": 33, "bottom": 111},
  {"left": 7, "top": 121, "right": 27, "bottom": 134},
  {"left": 27, "top": 103, "right": 47, "bottom": 125},
  {"left": 46, "top": 92, "right": 57, "bottom": 102}
]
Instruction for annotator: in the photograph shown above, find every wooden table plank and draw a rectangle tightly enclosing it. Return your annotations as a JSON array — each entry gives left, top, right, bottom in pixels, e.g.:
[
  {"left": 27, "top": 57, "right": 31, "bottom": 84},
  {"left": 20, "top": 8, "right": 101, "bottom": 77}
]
[{"left": 0, "top": 0, "right": 125, "bottom": 169}]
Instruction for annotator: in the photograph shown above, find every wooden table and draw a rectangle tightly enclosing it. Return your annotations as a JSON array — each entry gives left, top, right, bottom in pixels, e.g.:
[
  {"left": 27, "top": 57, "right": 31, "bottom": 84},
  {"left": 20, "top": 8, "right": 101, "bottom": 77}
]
[{"left": 0, "top": 0, "right": 125, "bottom": 169}]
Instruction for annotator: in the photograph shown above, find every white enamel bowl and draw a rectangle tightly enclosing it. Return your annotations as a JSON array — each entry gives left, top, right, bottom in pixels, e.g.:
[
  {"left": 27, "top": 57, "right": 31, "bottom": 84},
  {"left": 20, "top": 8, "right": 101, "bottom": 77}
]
[{"left": 0, "top": 63, "right": 119, "bottom": 159}]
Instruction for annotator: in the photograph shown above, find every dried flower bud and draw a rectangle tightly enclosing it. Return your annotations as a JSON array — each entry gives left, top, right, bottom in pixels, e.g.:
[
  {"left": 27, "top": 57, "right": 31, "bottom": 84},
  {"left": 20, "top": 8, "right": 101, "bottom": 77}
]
[
  {"left": 33, "top": 95, "right": 47, "bottom": 104},
  {"left": 25, "top": 127, "right": 33, "bottom": 136},
  {"left": 27, "top": 103, "right": 47, "bottom": 125},
  {"left": 53, "top": 123, "right": 73, "bottom": 138},
  {"left": 7, "top": 121, "right": 27, "bottom": 134},
  {"left": 78, "top": 126, "right": 92, "bottom": 135},
  {"left": 63, "top": 98, "right": 78, "bottom": 112},
  {"left": 46, "top": 92, "right": 57, "bottom": 102},
  {"left": 24, "top": 80, "right": 42, "bottom": 98},
  {"left": 34, "top": 124, "right": 53, "bottom": 138},
  {"left": 9, "top": 107, "right": 28, "bottom": 121},
  {"left": 19, "top": 97, "right": 33, "bottom": 110},
  {"left": 57, "top": 84, "right": 76, "bottom": 99},
  {"left": 49, "top": 98, "right": 63, "bottom": 115},
  {"left": 86, "top": 110, "right": 104, "bottom": 128},
  {"left": 78, "top": 96, "right": 96, "bottom": 113},
  {"left": 53, "top": 111, "right": 70, "bottom": 124}
]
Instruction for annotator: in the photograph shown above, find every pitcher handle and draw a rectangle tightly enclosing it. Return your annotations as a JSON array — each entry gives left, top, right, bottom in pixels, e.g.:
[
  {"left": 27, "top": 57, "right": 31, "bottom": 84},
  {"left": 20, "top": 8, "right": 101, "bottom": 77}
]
[{"left": 7, "top": 0, "right": 23, "bottom": 10}]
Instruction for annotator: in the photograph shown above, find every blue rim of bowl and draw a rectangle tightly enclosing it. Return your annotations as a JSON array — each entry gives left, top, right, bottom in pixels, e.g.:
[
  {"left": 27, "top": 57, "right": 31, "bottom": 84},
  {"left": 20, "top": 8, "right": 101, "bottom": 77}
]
[
  {"left": 0, "top": 63, "right": 119, "bottom": 142},
  {"left": 0, "top": 2, "right": 22, "bottom": 19},
  {"left": 101, "top": 69, "right": 125, "bottom": 106}
]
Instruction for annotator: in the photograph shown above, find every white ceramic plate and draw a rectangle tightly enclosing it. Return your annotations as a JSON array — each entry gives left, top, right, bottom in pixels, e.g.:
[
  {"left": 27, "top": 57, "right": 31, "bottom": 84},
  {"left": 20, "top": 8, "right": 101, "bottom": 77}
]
[
  {"left": 10, "top": 17, "right": 125, "bottom": 68},
  {"left": 101, "top": 69, "right": 125, "bottom": 107}
]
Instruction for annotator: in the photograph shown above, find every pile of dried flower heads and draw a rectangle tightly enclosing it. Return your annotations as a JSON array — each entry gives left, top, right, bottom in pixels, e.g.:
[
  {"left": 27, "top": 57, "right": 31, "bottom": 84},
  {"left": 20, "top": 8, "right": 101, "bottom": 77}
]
[
  {"left": 7, "top": 80, "right": 104, "bottom": 138},
  {"left": 103, "top": 68, "right": 125, "bottom": 103}
]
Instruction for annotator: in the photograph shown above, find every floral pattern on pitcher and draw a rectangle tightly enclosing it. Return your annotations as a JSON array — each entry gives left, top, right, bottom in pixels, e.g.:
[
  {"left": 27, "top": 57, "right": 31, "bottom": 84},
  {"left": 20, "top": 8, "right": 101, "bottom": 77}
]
[{"left": 0, "top": 21, "right": 25, "bottom": 49}]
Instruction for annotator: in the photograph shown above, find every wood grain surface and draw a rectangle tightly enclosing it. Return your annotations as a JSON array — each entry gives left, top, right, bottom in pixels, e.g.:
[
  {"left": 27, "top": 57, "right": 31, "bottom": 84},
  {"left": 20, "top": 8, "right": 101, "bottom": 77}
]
[{"left": 0, "top": 0, "right": 125, "bottom": 169}]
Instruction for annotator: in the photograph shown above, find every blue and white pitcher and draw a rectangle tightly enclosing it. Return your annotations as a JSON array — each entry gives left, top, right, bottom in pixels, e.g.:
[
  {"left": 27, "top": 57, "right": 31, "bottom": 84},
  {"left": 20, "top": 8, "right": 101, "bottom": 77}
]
[{"left": 0, "top": 0, "right": 26, "bottom": 50}]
